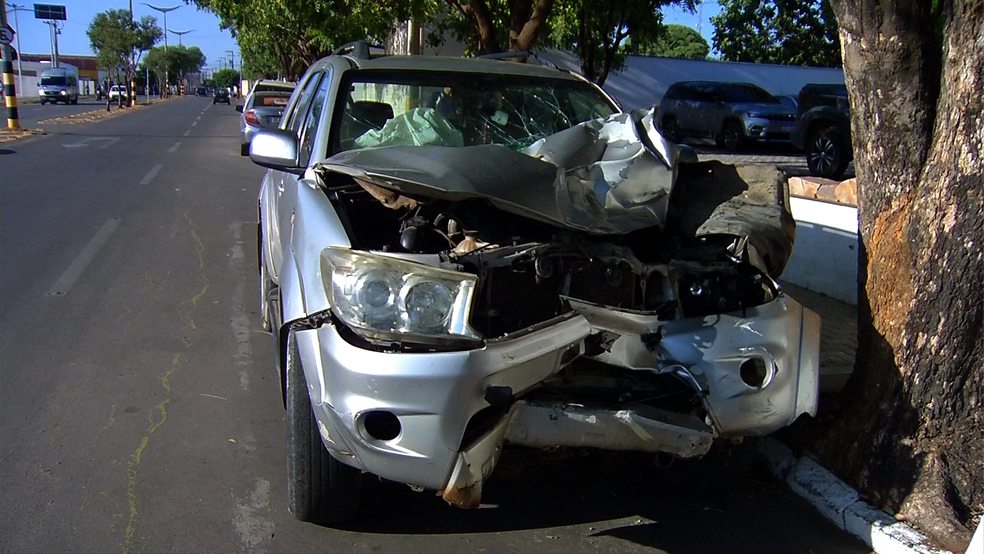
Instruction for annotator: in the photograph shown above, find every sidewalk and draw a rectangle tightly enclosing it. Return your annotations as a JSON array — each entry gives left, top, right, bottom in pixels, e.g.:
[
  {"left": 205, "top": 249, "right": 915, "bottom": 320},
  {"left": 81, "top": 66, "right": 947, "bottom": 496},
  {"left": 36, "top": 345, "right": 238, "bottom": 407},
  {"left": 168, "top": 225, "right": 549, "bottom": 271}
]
[{"left": 781, "top": 280, "right": 858, "bottom": 391}]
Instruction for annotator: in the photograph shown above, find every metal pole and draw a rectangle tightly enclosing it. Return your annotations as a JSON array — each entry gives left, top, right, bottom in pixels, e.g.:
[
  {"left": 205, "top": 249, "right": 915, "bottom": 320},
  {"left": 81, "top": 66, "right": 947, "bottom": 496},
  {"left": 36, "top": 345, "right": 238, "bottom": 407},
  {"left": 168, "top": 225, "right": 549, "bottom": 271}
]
[
  {"left": 53, "top": 22, "right": 59, "bottom": 68},
  {"left": 1, "top": 1, "right": 19, "bottom": 129},
  {"left": 9, "top": 4, "right": 23, "bottom": 101}
]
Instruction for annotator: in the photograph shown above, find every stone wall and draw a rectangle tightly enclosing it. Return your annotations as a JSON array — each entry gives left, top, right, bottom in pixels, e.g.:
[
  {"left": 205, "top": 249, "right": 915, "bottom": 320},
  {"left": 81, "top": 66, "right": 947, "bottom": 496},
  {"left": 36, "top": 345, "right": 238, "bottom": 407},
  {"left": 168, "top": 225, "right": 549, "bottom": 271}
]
[{"left": 788, "top": 176, "right": 858, "bottom": 206}]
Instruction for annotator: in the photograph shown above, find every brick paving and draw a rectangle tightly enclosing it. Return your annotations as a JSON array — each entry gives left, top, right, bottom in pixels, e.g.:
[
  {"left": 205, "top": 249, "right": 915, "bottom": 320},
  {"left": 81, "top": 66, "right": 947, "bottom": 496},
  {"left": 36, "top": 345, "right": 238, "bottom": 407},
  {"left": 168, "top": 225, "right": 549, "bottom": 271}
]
[{"left": 780, "top": 281, "right": 859, "bottom": 391}]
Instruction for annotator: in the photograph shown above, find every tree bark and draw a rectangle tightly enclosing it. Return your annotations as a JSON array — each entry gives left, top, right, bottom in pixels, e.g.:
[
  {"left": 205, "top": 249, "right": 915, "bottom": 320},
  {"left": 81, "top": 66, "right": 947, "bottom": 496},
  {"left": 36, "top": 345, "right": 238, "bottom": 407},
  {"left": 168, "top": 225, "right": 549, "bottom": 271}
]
[{"left": 815, "top": 0, "right": 983, "bottom": 549}]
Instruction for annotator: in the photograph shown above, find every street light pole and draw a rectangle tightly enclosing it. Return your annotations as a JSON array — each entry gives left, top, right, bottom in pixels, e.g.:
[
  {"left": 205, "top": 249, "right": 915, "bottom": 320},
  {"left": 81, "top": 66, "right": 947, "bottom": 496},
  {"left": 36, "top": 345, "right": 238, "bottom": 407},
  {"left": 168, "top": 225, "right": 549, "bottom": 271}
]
[
  {"left": 169, "top": 29, "right": 192, "bottom": 45},
  {"left": 142, "top": 3, "right": 179, "bottom": 95}
]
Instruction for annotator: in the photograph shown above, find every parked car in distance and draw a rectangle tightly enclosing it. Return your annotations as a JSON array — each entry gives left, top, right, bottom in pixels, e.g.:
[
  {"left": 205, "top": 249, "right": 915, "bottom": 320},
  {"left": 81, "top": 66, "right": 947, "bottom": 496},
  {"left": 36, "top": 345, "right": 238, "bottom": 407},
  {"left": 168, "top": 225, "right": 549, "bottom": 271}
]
[
  {"left": 247, "top": 79, "right": 296, "bottom": 97},
  {"left": 238, "top": 89, "right": 294, "bottom": 155},
  {"left": 38, "top": 67, "right": 80, "bottom": 105},
  {"left": 214, "top": 88, "right": 231, "bottom": 104},
  {"left": 791, "top": 83, "right": 853, "bottom": 179},
  {"left": 658, "top": 81, "right": 797, "bottom": 151},
  {"left": 196, "top": 86, "right": 207, "bottom": 96},
  {"left": 248, "top": 44, "right": 820, "bottom": 524},
  {"left": 108, "top": 85, "right": 128, "bottom": 101}
]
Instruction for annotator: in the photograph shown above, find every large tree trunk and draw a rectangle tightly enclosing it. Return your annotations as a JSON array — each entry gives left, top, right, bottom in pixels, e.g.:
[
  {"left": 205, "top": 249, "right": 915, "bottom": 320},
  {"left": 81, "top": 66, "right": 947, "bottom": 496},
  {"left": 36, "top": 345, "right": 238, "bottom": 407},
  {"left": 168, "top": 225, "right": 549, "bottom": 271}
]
[{"left": 815, "top": 0, "right": 983, "bottom": 549}]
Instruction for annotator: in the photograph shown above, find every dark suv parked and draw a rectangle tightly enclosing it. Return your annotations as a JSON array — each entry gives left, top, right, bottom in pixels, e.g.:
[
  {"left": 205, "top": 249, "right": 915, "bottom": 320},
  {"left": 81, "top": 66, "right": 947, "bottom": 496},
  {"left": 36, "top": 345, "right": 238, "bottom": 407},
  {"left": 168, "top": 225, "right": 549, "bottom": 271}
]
[
  {"left": 791, "top": 83, "right": 853, "bottom": 179},
  {"left": 658, "top": 81, "right": 797, "bottom": 151}
]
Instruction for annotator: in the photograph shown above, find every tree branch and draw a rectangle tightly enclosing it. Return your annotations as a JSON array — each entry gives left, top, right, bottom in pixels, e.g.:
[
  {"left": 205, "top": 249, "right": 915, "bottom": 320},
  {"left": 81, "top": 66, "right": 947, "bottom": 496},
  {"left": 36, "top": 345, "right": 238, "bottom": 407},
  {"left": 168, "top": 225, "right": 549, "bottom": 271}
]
[
  {"left": 467, "top": 0, "right": 502, "bottom": 52},
  {"left": 512, "top": 0, "right": 555, "bottom": 51}
]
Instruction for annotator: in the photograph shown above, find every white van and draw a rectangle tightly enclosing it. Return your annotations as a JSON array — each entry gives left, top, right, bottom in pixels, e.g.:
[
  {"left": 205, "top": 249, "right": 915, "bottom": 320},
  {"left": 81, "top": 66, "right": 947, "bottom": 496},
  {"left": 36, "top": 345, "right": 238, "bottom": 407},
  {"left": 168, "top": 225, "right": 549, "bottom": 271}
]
[{"left": 38, "top": 67, "right": 80, "bottom": 105}]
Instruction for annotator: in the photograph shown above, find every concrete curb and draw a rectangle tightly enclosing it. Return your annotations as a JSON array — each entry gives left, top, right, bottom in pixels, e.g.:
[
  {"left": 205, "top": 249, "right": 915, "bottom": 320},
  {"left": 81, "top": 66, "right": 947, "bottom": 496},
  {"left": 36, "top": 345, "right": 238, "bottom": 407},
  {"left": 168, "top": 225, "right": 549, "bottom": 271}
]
[{"left": 758, "top": 437, "right": 955, "bottom": 554}]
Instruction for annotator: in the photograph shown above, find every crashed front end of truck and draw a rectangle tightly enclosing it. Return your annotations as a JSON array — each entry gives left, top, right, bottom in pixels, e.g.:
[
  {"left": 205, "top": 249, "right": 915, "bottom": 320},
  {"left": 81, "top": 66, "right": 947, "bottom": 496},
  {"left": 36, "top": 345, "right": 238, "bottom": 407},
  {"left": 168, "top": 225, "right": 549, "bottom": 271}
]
[{"left": 290, "top": 109, "right": 820, "bottom": 509}]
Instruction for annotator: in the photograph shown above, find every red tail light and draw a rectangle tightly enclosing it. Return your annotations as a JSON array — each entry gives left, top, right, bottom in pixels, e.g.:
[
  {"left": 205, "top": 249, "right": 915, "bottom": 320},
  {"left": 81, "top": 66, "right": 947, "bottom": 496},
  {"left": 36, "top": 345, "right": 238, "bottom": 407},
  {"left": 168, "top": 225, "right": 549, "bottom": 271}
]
[{"left": 244, "top": 109, "right": 259, "bottom": 125}]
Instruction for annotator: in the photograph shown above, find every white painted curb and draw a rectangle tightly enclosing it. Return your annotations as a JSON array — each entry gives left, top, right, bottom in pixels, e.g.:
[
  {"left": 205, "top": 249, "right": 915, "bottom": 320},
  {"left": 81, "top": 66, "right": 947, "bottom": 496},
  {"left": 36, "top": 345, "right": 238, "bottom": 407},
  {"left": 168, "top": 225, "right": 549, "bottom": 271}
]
[{"left": 758, "top": 437, "right": 956, "bottom": 554}]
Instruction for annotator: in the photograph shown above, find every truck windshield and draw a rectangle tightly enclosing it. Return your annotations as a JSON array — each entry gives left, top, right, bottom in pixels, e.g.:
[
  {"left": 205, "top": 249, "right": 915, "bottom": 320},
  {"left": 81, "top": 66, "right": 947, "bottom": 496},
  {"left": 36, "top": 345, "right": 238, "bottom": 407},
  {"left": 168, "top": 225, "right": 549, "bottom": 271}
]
[
  {"left": 41, "top": 76, "right": 67, "bottom": 86},
  {"left": 335, "top": 70, "right": 617, "bottom": 153}
]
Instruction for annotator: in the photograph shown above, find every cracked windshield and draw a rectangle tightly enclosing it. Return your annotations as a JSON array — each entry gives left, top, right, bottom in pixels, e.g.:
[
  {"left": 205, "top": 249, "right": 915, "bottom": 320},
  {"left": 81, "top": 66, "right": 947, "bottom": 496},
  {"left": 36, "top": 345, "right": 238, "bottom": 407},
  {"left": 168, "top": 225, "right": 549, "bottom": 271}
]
[{"left": 338, "top": 72, "right": 616, "bottom": 152}]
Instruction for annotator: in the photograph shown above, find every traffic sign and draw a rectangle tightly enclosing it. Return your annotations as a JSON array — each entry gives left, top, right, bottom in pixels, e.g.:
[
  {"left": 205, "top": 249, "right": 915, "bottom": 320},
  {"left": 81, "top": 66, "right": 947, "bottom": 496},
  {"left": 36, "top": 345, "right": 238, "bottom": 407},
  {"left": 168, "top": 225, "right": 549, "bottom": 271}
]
[
  {"left": 33, "top": 4, "right": 66, "bottom": 21},
  {"left": 0, "top": 24, "right": 14, "bottom": 46}
]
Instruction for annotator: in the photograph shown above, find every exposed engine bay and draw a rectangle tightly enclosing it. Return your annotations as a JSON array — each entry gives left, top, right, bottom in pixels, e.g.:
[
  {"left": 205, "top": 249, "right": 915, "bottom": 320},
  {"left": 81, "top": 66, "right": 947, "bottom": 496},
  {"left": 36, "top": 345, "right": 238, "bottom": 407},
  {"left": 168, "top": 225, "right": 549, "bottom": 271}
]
[{"left": 316, "top": 109, "right": 795, "bottom": 341}]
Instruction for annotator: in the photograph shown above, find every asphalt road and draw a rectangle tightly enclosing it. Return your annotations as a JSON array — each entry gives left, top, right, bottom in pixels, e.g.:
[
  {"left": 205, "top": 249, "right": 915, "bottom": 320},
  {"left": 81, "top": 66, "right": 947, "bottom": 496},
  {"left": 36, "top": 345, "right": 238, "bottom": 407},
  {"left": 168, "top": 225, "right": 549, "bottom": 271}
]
[{"left": 0, "top": 97, "right": 871, "bottom": 554}]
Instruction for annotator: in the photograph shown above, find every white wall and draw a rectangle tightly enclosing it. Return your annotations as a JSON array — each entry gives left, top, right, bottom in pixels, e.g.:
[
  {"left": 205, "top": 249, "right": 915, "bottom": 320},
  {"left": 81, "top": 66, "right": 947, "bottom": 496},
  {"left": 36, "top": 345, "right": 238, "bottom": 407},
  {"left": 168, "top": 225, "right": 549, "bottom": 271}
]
[
  {"left": 782, "top": 197, "right": 859, "bottom": 305},
  {"left": 540, "top": 49, "right": 846, "bottom": 110}
]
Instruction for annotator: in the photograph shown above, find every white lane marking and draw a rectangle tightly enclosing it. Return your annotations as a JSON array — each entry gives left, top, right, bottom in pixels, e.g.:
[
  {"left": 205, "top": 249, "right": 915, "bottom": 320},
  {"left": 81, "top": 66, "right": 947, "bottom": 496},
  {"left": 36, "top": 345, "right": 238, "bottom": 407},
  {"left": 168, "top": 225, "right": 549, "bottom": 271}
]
[
  {"left": 196, "top": 115, "right": 201, "bottom": 120},
  {"left": 168, "top": 141, "right": 181, "bottom": 153},
  {"left": 230, "top": 222, "right": 253, "bottom": 391},
  {"left": 62, "top": 137, "right": 120, "bottom": 149},
  {"left": 139, "top": 164, "right": 163, "bottom": 185},
  {"left": 183, "top": 130, "right": 191, "bottom": 136},
  {"left": 47, "top": 218, "right": 121, "bottom": 296},
  {"left": 191, "top": 121, "right": 197, "bottom": 127}
]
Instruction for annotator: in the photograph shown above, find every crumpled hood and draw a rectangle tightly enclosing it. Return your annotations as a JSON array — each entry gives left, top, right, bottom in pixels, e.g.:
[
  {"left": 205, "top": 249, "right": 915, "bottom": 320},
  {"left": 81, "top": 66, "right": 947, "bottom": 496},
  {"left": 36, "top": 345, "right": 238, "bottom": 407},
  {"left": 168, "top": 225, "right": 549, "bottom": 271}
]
[{"left": 320, "top": 109, "right": 691, "bottom": 235}]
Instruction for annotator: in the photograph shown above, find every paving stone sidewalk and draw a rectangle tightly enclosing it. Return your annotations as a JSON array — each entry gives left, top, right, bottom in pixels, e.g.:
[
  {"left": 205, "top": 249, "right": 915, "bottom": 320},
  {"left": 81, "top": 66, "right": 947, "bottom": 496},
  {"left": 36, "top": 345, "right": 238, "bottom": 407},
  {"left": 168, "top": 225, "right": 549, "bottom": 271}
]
[{"left": 780, "top": 281, "right": 859, "bottom": 391}]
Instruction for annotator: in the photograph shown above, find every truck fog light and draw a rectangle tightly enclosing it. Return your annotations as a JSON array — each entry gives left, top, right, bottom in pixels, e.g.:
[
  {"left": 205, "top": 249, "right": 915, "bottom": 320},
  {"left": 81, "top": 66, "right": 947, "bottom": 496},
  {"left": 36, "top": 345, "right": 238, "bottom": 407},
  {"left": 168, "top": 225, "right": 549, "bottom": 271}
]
[
  {"left": 740, "top": 357, "right": 770, "bottom": 388},
  {"left": 363, "top": 411, "right": 401, "bottom": 441}
]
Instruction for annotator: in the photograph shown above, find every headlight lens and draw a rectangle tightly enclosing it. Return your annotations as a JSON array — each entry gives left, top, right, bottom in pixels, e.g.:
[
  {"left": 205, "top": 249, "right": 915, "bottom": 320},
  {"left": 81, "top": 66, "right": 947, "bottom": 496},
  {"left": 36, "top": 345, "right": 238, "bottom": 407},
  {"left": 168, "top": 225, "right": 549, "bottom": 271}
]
[
  {"left": 60, "top": 90, "right": 67, "bottom": 95},
  {"left": 321, "top": 248, "right": 480, "bottom": 344}
]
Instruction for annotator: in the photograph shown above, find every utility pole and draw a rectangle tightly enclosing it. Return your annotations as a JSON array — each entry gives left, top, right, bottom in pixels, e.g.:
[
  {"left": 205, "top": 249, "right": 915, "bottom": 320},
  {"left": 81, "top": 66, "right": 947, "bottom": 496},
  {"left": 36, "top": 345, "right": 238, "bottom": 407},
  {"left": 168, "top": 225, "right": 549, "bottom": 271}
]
[
  {"left": 1, "top": 0, "right": 19, "bottom": 129},
  {"left": 225, "top": 49, "right": 238, "bottom": 95}
]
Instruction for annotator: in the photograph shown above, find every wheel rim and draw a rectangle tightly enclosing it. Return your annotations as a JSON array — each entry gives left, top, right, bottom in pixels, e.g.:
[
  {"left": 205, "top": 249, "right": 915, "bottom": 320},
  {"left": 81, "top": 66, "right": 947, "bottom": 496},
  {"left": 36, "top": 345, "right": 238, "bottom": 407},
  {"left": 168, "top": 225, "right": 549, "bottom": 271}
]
[
  {"left": 809, "top": 136, "right": 836, "bottom": 173},
  {"left": 724, "top": 124, "right": 740, "bottom": 150}
]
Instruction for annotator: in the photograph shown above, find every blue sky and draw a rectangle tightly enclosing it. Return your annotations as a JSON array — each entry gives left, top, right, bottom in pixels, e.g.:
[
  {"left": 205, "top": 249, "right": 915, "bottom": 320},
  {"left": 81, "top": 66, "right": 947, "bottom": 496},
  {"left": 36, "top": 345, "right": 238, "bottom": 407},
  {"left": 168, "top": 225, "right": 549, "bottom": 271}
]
[{"left": 6, "top": 0, "right": 239, "bottom": 70}]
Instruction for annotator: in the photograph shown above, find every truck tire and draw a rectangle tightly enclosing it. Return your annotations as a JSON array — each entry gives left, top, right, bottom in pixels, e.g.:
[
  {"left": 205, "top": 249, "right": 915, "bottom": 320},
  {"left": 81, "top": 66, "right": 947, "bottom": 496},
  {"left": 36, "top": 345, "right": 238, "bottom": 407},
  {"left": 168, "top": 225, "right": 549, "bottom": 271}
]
[{"left": 285, "top": 332, "right": 362, "bottom": 523}]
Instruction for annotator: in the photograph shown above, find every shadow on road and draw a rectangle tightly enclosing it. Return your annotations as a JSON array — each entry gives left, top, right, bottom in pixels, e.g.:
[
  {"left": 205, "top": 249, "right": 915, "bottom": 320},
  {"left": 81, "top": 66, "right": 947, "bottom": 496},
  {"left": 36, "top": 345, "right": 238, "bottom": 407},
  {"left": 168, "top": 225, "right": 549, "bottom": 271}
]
[{"left": 332, "top": 450, "right": 866, "bottom": 554}]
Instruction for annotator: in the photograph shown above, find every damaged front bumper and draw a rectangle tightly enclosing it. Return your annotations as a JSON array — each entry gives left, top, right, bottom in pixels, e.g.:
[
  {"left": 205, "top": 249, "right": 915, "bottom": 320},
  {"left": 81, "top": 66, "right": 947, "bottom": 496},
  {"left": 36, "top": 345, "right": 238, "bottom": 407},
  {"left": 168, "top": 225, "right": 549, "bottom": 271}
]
[{"left": 295, "top": 293, "right": 819, "bottom": 508}]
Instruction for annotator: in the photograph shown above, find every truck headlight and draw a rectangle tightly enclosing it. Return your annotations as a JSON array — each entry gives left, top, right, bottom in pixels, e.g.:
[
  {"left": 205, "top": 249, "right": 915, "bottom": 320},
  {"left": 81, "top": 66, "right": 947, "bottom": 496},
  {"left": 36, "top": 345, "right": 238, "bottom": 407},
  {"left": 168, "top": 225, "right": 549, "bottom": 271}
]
[
  {"left": 60, "top": 90, "right": 67, "bottom": 95},
  {"left": 321, "top": 247, "right": 480, "bottom": 344}
]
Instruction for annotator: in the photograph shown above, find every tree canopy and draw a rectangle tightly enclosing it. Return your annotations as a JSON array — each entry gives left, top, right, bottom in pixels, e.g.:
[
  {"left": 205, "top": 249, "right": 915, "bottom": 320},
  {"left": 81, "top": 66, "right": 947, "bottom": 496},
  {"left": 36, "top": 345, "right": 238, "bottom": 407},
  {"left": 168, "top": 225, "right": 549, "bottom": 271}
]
[
  {"left": 212, "top": 68, "right": 240, "bottom": 89},
  {"left": 142, "top": 44, "right": 207, "bottom": 86},
  {"left": 87, "top": 9, "right": 162, "bottom": 84},
  {"left": 192, "top": 0, "right": 429, "bottom": 80},
  {"left": 636, "top": 23, "right": 709, "bottom": 59},
  {"left": 430, "top": 0, "right": 693, "bottom": 85},
  {"left": 711, "top": 0, "right": 839, "bottom": 67}
]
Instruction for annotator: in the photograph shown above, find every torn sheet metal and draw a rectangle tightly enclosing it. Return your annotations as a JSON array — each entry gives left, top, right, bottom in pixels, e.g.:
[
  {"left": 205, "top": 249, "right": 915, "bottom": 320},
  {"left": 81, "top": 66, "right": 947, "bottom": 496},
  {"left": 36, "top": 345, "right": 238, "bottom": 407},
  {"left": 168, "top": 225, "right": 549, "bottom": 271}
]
[{"left": 320, "top": 109, "right": 678, "bottom": 235}]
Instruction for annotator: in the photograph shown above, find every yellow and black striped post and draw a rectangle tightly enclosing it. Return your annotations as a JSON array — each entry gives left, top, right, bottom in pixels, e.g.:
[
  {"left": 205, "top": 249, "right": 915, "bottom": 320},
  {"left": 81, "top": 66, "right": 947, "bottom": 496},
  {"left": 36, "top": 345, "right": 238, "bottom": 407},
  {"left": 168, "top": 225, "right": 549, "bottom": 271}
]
[
  {"left": 130, "top": 79, "right": 136, "bottom": 107},
  {"left": 2, "top": 59, "right": 18, "bottom": 130},
  {"left": 1, "top": 5, "right": 19, "bottom": 130}
]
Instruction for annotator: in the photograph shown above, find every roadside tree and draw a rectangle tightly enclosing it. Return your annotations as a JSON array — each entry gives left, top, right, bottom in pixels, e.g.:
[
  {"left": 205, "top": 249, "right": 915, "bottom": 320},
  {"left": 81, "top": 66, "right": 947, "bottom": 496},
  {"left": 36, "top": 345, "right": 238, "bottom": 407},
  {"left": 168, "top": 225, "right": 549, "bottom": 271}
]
[
  {"left": 711, "top": 0, "right": 839, "bottom": 67},
  {"left": 194, "top": 0, "right": 428, "bottom": 80},
  {"left": 636, "top": 22, "right": 709, "bottom": 59},
  {"left": 812, "top": 1, "right": 982, "bottom": 550},
  {"left": 87, "top": 10, "right": 162, "bottom": 94},
  {"left": 212, "top": 68, "right": 240, "bottom": 90}
]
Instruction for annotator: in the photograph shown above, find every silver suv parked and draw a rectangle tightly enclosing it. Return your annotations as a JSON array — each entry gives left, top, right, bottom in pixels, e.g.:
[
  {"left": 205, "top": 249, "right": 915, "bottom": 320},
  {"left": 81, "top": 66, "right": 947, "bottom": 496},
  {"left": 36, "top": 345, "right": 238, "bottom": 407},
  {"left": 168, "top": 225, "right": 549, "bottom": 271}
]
[{"left": 658, "top": 81, "right": 797, "bottom": 150}]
